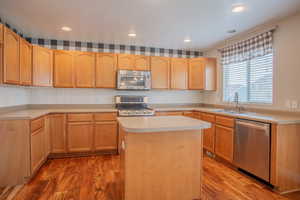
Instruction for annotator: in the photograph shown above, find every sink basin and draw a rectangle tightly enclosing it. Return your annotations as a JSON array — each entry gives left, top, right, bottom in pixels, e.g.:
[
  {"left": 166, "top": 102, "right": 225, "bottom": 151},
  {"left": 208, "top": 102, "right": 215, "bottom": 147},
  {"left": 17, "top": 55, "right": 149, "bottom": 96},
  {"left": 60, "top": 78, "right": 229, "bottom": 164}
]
[{"left": 210, "top": 109, "right": 255, "bottom": 115}]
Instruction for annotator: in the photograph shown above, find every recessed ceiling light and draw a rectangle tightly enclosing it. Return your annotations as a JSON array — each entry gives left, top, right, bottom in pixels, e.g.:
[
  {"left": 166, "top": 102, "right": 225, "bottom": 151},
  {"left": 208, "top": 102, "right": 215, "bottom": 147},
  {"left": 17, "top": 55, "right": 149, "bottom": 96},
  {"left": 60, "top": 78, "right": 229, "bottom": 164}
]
[
  {"left": 184, "top": 38, "right": 191, "bottom": 43},
  {"left": 128, "top": 33, "right": 137, "bottom": 37},
  {"left": 232, "top": 4, "right": 246, "bottom": 13},
  {"left": 61, "top": 26, "right": 72, "bottom": 32}
]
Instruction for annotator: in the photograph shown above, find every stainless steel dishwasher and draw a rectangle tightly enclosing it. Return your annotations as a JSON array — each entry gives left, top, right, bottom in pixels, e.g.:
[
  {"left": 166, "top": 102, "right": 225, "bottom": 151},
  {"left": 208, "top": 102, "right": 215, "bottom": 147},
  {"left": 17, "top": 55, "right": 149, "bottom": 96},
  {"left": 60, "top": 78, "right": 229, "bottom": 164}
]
[{"left": 234, "top": 119, "right": 271, "bottom": 182}]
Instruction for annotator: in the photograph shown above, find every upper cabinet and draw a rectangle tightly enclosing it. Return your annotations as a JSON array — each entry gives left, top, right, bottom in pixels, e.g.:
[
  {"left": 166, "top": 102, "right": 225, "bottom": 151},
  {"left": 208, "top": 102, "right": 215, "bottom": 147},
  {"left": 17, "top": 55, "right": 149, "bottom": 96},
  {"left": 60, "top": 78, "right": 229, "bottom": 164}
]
[
  {"left": 96, "top": 53, "right": 117, "bottom": 88},
  {"left": 33, "top": 45, "right": 53, "bottom": 87},
  {"left": 0, "top": 24, "right": 3, "bottom": 43},
  {"left": 189, "top": 57, "right": 217, "bottom": 91},
  {"left": 189, "top": 58, "right": 205, "bottom": 90},
  {"left": 3, "top": 27, "right": 20, "bottom": 84},
  {"left": 117, "top": 54, "right": 150, "bottom": 70},
  {"left": 20, "top": 38, "right": 33, "bottom": 86},
  {"left": 74, "top": 52, "right": 95, "bottom": 88},
  {"left": 151, "top": 56, "right": 170, "bottom": 89},
  {"left": 134, "top": 55, "right": 150, "bottom": 70},
  {"left": 117, "top": 54, "right": 135, "bottom": 70},
  {"left": 170, "top": 58, "right": 188, "bottom": 90},
  {"left": 53, "top": 50, "right": 74, "bottom": 88}
]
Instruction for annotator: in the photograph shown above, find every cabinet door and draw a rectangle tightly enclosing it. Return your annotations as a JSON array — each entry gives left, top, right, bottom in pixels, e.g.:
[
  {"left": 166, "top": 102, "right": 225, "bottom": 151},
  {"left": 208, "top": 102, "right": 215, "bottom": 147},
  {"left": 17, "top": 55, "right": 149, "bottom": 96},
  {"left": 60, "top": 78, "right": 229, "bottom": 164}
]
[
  {"left": 74, "top": 52, "right": 95, "bottom": 88},
  {"left": 170, "top": 58, "right": 188, "bottom": 89},
  {"left": 49, "top": 114, "right": 66, "bottom": 153},
  {"left": 31, "top": 128, "right": 45, "bottom": 174},
  {"left": 117, "top": 54, "right": 135, "bottom": 70},
  {"left": 67, "top": 122, "right": 93, "bottom": 152},
  {"left": 203, "top": 124, "right": 215, "bottom": 153},
  {"left": 54, "top": 50, "right": 74, "bottom": 88},
  {"left": 44, "top": 115, "right": 51, "bottom": 156},
  {"left": 135, "top": 55, "right": 150, "bottom": 70},
  {"left": 95, "top": 53, "right": 117, "bottom": 88},
  {"left": 189, "top": 58, "right": 205, "bottom": 90},
  {"left": 0, "top": 24, "right": 3, "bottom": 43},
  {"left": 215, "top": 125, "right": 234, "bottom": 162},
  {"left": 204, "top": 58, "right": 217, "bottom": 91},
  {"left": 151, "top": 56, "right": 170, "bottom": 89},
  {"left": 33, "top": 46, "right": 53, "bottom": 86},
  {"left": 94, "top": 121, "right": 118, "bottom": 151},
  {"left": 20, "top": 38, "right": 32, "bottom": 85},
  {"left": 3, "top": 27, "right": 20, "bottom": 84}
]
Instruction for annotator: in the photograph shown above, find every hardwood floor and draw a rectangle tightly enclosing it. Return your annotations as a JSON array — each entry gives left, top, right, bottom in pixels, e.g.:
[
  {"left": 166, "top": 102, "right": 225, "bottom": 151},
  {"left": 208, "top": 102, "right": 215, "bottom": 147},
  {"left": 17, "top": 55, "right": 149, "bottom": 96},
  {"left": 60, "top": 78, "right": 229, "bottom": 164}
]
[{"left": 10, "top": 155, "right": 300, "bottom": 200}]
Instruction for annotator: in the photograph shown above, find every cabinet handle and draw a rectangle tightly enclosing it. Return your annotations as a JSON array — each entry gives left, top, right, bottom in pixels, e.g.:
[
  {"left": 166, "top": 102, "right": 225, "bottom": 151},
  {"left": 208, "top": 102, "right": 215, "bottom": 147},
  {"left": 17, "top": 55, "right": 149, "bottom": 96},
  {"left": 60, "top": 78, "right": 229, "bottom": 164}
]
[{"left": 121, "top": 140, "right": 126, "bottom": 150}]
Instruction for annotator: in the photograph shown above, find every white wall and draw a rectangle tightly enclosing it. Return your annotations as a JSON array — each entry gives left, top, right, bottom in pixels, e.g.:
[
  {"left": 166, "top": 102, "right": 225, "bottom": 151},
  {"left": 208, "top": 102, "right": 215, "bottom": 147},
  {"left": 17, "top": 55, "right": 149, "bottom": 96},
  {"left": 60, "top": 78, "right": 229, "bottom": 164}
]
[
  {"left": 203, "top": 12, "right": 300, "bottom": 111},
  {"left": 0, "top": 85, "right": 30, "bottom": 107},
  {"left": 29, "top": 88, "right": 203, "bottom": 105}
]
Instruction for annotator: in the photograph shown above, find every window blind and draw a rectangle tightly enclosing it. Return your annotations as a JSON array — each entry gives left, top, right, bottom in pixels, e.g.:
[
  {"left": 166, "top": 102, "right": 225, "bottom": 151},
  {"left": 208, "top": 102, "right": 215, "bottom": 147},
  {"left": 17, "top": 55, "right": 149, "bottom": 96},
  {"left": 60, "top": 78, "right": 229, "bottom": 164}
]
[{"left": 223, "top": 52, "right": 273, "bottom": 104}]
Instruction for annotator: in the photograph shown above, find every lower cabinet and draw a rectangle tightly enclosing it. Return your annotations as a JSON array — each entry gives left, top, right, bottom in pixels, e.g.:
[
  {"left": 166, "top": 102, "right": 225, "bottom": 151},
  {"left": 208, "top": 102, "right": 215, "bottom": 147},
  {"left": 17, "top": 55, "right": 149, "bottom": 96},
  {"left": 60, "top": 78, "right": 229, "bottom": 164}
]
[
  {"left": 215, "top": 125, "right": 234, "bottom": 162},
  {"left": 156, "top": 111, "right": 183, "bottom": 116},
  {"left": 49, "top": 114, "right": 66, "bottom": 153},
  {"left": 203, "top": 124, "right": 216, "bottom": 153},
  {"left": 94, "top": 121, "right": 118, "bottom": 151},
  {"left": 67, "top": 122, "right": 94, "bottom": 152}
]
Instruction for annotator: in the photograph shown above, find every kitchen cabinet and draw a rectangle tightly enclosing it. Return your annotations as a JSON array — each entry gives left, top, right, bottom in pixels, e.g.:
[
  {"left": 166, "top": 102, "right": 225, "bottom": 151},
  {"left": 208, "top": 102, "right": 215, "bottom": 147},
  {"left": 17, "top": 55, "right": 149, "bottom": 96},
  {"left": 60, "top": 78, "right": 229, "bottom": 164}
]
[
  {"left": 30, "top": 117, "right": 46, "bottom": 174},
  {"left": 53, "top": 50, "right": 74, "bottom": 88},
  {"left": 151, "top": 56, "right": 170, "bottom": 89},
  {"left": 156, "top": 111, "right": 183, "bottom": 116},
  {"left": 3, "top": 26, "right": 20, "bottom": 84},
  {"left": 33, "top": 45, "right": 53, "bottom": 86},
  {"left": 74, "top": 52, "right": 95, "bottom": 88},
  {"left": 202, "top": 113, "right": 216, "bottom": 153},
  {"left": 49, "top": 114, "right": 66, "bottom": 153},
  {"left": 20, "top": 38, "right": 32, "bottom": 86},
  {"left": 95, "top": 53, "right": 117, "bottom": 88},
  {"left": 94, "top": 121, "right": 118, "bottom": 151},
  {"left": 189, "top": 57, "right": 217, "bottom": 91},
  {"left": 117, "top": 54, "right": 135, "bottom": 70},
  {"left": 67, "top": 122, "right": 94, "bottom": 152},
  {"left": 0, "top": 24, "right": 3, "bottom": 43},
  {"left": 117, "top": 54, "right": 150, "bottom": 70},
  {"left": 134, "top": 55, "right": 150, "bottom": 70},
  {"left": 170, "top": 58, "right": 188, "bottom": 90},
  {"left": 189, "top": 58, "right": 205, "bottom": 90},
  {"left": 215, "top": 125, "right": 234, "bottom": 162}
]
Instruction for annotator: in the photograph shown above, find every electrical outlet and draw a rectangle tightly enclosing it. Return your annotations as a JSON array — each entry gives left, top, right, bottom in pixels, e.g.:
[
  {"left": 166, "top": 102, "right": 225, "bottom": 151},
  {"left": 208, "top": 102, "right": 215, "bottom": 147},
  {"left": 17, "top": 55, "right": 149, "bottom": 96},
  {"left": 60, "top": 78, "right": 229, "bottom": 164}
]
[{"left": 291, "top": 100, "right": 298, "bottom": 109}]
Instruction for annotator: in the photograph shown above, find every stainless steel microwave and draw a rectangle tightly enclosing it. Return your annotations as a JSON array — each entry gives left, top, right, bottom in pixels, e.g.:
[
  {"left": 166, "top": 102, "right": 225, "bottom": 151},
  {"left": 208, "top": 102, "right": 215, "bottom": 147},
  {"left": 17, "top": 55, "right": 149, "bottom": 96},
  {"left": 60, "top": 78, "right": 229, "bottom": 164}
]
[{"left": 117, "top": 70, "right": 151, "bottom": 90}]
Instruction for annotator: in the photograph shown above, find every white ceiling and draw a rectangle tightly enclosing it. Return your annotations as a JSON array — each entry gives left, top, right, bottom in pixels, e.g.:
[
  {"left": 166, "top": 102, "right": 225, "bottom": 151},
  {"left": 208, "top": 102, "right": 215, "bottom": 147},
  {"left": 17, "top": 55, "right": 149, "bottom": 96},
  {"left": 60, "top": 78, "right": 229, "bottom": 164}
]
[{"left": 0, "top": 0, "right": 300, "bottom": 50}]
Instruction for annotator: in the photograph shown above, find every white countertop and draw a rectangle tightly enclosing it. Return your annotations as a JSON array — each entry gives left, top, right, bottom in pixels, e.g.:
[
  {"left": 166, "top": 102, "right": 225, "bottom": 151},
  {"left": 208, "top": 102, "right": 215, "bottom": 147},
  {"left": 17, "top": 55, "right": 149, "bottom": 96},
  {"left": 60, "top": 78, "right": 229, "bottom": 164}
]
[{"left": 117, "top": 116, "right": 211, "bottom": 133}]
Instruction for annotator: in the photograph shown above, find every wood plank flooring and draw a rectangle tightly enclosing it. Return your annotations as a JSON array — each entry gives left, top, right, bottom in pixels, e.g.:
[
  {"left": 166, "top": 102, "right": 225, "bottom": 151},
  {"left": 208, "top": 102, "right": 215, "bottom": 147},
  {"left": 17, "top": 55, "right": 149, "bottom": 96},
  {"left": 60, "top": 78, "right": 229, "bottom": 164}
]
[{"left": 9, "top": 155, "right": 300, "bottom": 200}]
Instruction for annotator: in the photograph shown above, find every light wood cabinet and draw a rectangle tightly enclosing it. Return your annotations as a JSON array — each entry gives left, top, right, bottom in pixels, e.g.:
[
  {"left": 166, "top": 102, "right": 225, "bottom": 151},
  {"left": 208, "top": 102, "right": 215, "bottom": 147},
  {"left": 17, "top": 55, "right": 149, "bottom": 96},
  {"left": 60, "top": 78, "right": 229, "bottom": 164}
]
[
  {"left": 117, "top": 54, "right": 150, "bottom": 70},
  {"left": 151, "top": 56, "right": 170, "bottom": 89},
  {"left": 134, "top": 55, "right": 150, "bottom": 70},
  {"left": 117, "top": 54, "right": 135, "bottom": 70},
  {"left": 189, "top": 58, "right": 205, "bottom": 90},
  {"left": 49, "top": 114, "right": 66, "bottom": 153},
  {"left": 53, "top": 50, "right": 74, "bottom": 88},
  {"left": 3, "top": 27, "right": 20, "bottom": 84},
  {"left": 94, "top": 121, "right": 118, "bottom": 151},
  {"left": 95, "top": 53, "right": 117, "bottom": 88},
  {"left": 204, "top": 58, "right": 217, "bottom": 91},
  {"left": 20, "top": 38, "right": 32, "bottom": 86},
  {"left": 33, "top": 45, "right": 53, "bottom": 86},
  {"left": 74, "top": 52, "right": 95, "bottom": 88},
  {"left": 203, "top": 124, "right": 216, "bottom": 153},
  {"left": 67, "top": 122, "right": 94, "bottom": 152},
  {"left": 170, "top": 58, "right": 188, "bottom": 90},
  {"left": 156, "top": 111, "right": 183, "bottom": 116},
  {"left": 215, "top": 125, "right": 234, "bottom": 162},
  {"left": 0, "top": 24, "right": 3, "bottom": 43}
]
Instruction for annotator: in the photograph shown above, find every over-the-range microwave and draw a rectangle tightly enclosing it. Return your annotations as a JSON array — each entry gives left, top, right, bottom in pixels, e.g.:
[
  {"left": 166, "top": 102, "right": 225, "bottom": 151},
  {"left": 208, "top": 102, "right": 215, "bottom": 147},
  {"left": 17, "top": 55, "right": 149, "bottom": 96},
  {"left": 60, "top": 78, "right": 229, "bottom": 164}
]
[{"left": 117, "top": 70, "right": 151, "bottom": 90}]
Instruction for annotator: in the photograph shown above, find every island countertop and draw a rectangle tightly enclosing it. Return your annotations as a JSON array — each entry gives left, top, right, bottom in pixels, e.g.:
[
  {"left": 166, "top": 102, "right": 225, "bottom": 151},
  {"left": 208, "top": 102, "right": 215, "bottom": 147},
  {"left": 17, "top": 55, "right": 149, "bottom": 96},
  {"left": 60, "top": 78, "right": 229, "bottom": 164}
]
[{"left": 117, "top": 116, "right": 211, "bottom": 133}]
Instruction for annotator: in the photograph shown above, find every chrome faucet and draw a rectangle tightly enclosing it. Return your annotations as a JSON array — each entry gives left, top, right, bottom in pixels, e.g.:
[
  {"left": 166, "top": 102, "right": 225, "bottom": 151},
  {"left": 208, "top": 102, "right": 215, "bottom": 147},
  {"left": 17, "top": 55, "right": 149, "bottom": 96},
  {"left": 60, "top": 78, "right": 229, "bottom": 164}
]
[{"left": 234, "top": 92, "right": 243, "bottom": 113}]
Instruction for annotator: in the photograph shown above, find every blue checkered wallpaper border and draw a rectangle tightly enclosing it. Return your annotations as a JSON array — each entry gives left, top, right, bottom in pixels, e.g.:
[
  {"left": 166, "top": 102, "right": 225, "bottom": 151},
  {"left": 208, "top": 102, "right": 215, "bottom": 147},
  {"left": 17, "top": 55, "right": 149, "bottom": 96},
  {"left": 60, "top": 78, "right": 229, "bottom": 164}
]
[{"left": 0, "top": 17, "right": 203, "bottom": 58}]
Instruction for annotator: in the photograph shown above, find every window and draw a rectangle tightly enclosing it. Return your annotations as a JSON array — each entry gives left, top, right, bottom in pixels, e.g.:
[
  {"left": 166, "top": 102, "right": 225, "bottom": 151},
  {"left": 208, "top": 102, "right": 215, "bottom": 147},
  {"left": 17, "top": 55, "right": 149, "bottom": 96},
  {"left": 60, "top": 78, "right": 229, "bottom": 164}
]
[{"left": 223, "top": 52, "right": 273, "bottom": 104}]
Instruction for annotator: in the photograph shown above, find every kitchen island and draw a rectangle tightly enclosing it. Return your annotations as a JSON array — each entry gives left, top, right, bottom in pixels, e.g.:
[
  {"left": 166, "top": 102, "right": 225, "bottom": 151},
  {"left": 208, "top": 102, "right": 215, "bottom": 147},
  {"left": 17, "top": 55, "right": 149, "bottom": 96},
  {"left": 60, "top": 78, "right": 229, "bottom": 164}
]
[{"left": 117, "top": 116, "right": 211, "bottom": 200}]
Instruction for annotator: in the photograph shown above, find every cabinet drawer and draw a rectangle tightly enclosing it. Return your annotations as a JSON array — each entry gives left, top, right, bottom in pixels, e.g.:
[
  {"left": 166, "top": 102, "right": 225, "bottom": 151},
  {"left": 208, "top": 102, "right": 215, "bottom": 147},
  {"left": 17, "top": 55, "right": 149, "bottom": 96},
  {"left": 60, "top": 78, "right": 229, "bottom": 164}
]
[
  {"left": 183, "top": 111, "right": 195, "bottom": 118},
  {"left": 67, "top": 113, "right": 93, "bottom": 122},
  {"left": 94, "top": 112, "right": 117, "bottom": 121},
  {"left": 31, "top": 117, "right": 44, "bottom": 132},
  {"left": 156, "top": 111, "right": 183, "bottom": 116},
  {"left": 216, "top": 116, "right": 234, "bottom": 127},
  {"left": 194, "top": 112, "right": 202, "bottom": 120},
  {"left": 202, "top": 113, "right": 215, "bottom": 123}
]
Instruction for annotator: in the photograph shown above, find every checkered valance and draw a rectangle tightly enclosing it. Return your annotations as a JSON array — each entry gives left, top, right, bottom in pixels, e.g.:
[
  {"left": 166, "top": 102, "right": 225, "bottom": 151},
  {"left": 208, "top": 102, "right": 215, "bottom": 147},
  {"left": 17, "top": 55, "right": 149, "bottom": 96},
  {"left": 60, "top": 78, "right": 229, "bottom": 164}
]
[{"left": 220, "top": 30, "right": 274, "bottom": 65}]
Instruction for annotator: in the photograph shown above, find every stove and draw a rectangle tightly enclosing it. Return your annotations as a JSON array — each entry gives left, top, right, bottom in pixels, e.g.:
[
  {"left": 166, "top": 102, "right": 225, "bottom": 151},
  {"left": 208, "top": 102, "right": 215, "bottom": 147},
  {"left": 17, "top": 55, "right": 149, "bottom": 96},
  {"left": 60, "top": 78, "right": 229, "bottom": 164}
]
[{"left": 116, "top": 95, "right": 155, "bottom": 117}]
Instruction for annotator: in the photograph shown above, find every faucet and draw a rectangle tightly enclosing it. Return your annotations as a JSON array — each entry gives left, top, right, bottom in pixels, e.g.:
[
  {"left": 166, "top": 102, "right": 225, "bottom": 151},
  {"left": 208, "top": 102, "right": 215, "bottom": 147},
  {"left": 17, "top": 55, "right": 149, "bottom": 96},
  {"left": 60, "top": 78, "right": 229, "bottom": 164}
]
[{"left": 234, "top": 92, "right": 243, "bottom": 113}]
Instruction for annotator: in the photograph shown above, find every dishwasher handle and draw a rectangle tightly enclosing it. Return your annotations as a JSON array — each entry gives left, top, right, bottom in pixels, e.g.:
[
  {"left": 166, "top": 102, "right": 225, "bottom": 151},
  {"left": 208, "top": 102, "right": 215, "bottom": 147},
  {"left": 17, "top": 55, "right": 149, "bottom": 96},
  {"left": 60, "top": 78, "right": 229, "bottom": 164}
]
[{"left": 236, "top": 120, "right": 270, "bottom": 131}]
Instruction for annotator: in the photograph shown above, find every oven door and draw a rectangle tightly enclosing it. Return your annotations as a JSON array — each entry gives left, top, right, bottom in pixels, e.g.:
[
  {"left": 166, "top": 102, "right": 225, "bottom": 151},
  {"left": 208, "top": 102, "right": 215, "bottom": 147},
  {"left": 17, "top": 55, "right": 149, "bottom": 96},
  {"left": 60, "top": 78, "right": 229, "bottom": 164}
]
[{"left": 117, "top": 70, "right": 151, "bottom": 90}]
